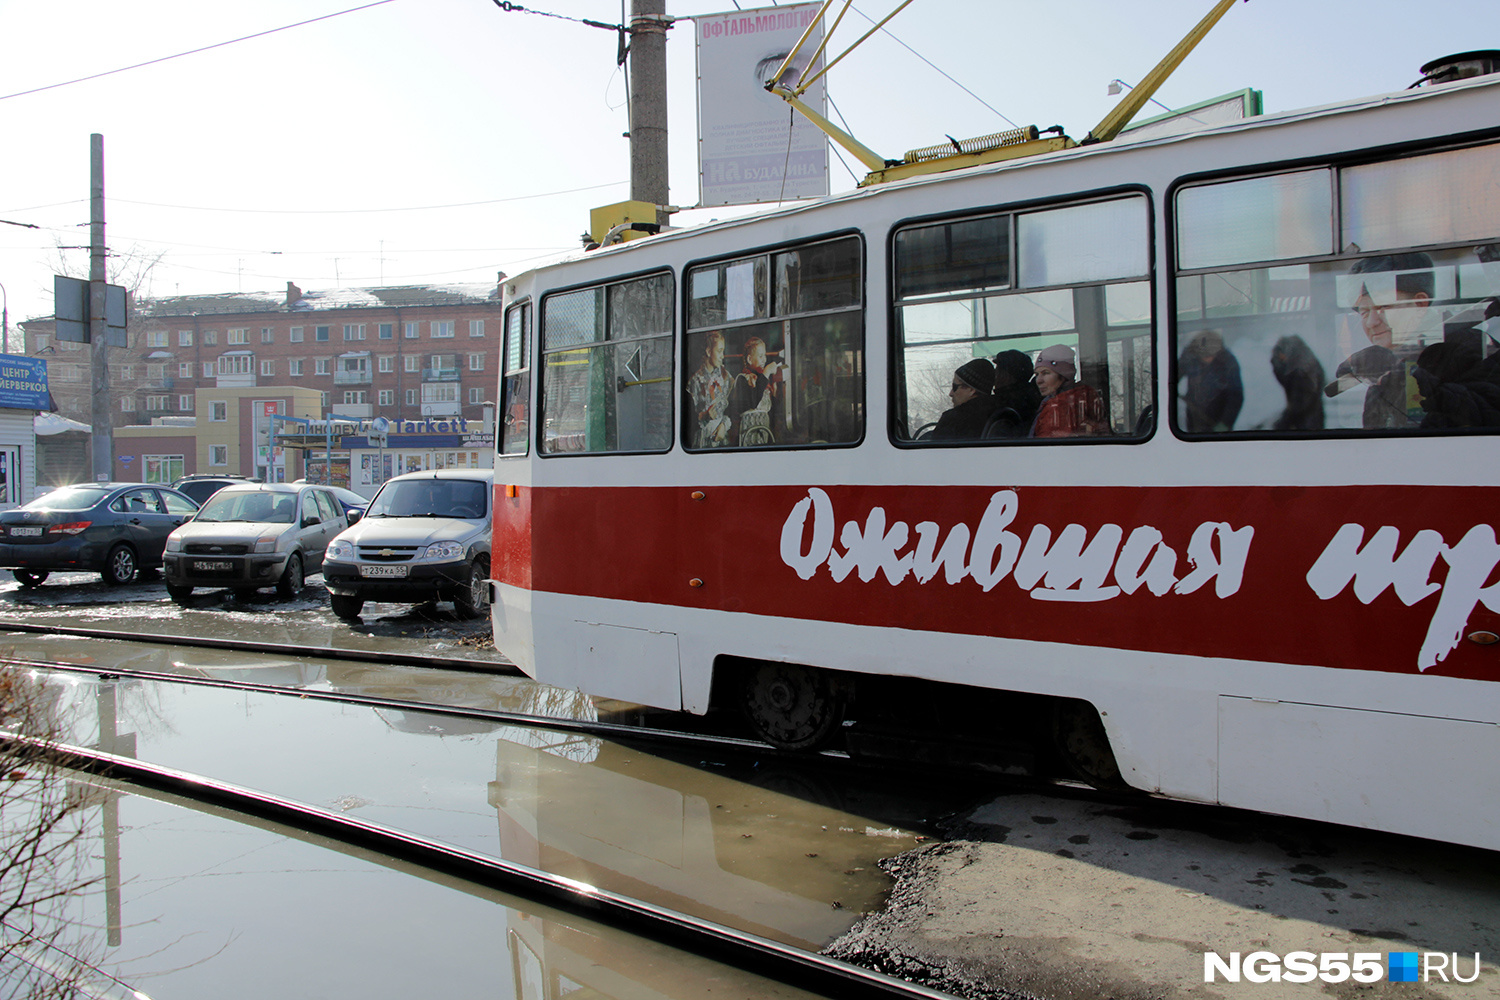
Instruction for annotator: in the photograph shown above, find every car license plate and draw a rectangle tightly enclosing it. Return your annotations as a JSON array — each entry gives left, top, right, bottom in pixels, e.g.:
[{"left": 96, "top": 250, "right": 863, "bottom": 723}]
[
  {"left": 9, "top": 526, "right": 42, "bottom": 537},
  {"left": 359, "top": 564, "right": 408, "bottom": 578},
  {"left": 193, "top": 560, "right": 232, "bottom": 571}
]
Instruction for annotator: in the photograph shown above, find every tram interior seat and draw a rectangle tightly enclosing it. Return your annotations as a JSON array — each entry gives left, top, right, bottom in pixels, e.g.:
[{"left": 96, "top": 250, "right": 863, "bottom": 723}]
[{"left": 1134, "top": 405, "right": 1155, "bottom": 437}]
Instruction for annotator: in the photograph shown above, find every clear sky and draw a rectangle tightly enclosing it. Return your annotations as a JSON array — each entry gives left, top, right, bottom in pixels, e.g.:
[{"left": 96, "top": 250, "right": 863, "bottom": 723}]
[{"left": 0, "top": 0, "right": 1492, "bottom": 330}]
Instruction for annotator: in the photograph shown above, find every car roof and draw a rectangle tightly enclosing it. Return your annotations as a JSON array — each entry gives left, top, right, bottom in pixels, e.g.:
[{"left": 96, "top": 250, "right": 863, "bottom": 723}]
[
  {"left": 383, "top": 469, "right": 494, "bottom": 484},
  {"left": 214, "top": 482, "right": 313, "bottom": 495}
]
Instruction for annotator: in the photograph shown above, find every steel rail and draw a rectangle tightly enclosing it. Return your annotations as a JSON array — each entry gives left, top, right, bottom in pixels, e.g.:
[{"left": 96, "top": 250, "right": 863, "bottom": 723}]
[
  {"left": 0, "top": 618, "right": 521, "bottom": 676},
  {"left": 0, "top": 730, "right": 958, "bottom": 1000}
]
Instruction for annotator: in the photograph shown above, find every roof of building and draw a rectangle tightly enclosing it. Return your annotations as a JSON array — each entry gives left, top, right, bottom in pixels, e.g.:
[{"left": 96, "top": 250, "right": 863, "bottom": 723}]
[{"left": 129, "top": 282, "right": 500, "bottom": 319}]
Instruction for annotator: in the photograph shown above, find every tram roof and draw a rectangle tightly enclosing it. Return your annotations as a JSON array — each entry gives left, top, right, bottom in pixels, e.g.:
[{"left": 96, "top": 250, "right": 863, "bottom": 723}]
[{"left": 510, "top": 71, "right": 1500, "bottom": 293}]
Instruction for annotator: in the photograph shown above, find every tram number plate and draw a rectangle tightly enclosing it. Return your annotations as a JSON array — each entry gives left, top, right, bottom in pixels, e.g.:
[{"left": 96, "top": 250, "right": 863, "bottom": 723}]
[
  {"left": 193, "top": 560, "right": 232, "bottom": 571},
  {"left": 9, "top": 527, "right": 41, "bottom": 536},
  {"left": 359, "top": 565, "right": 408, "bottom": 578}
]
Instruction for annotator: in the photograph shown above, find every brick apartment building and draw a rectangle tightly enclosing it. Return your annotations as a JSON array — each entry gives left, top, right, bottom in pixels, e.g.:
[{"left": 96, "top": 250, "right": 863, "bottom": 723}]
[{"left": 20, "top": 280, "right": 504, "bottom": 488}]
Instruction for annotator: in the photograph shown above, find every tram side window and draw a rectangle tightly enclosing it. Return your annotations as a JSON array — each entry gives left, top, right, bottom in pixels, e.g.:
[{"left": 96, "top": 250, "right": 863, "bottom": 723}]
[
  {"left": 894, "top": 195, "right": 1153, "bottom": 443},
  {"left": 684, "top": 235, "right": 863, "bottom": 449},
  {"left": 500, "top": 301, "right": 531, "bottom": 456},
  {"left": 540, "top": 272, "right": 674, "bottom": 454},
  {"left": 1174, "top": 143, "right": 1500, "bottom": 435}
]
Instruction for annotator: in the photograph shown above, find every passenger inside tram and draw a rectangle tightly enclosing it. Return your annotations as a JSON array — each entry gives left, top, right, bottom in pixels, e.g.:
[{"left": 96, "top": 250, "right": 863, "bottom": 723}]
[
  {"left": 985, "top": 349, "right": 1042, "bottom": 438},
  {"left": 1030, "top": 344, "right": 1110, "bottom": 438},
  {"left": 929, "top": 358, "right": 996, "bottom": 440}
]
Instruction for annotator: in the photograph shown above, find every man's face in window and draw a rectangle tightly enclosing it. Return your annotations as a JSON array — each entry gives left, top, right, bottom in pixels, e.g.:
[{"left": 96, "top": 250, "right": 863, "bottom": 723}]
[{"left": 1353, "top": 288, "right": 1430, "bottom": 350}]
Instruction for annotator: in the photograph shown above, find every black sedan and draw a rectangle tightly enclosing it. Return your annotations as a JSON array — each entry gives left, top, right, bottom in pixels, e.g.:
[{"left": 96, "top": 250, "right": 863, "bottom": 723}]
[{"left": 0, "top": 482, "right": 200, "bottom": 587}]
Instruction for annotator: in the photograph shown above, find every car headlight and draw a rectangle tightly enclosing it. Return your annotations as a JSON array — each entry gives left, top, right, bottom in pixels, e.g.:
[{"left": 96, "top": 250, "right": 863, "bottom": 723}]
[
  {"left": 326, "top": 539, "right": 354, "bottom": 561},
  {"left": 164, "top": 533, "right": 182, "bottom": 553},
  {"left": 253, "top": 533, "right": 282, "bottom": 554},
  {"left": 424, "top": 540, "right": 465, "bottom": 561}
]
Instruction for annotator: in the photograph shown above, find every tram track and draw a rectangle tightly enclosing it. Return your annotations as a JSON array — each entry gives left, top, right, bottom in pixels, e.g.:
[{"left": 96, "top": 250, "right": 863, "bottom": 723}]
[{"left": 0, "top": 728, "right": 956, "bottom": 1000}]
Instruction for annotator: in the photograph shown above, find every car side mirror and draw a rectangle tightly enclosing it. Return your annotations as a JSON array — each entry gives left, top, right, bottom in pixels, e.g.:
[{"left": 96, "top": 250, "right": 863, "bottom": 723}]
[
  {"left": 347, "top": 511, "right": 362, "bottom": 525},
  {"left": 302, "top": 516, "right": 319, "bottom": 529}
]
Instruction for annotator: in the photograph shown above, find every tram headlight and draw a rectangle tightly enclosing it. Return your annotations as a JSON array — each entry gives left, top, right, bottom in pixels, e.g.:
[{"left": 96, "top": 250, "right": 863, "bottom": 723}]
[
  {"left": 424, "top": 540, "right": 464, "bottom": 561},
  {"left": 326, "top": 539, "right": 354, "bottom": 562}
]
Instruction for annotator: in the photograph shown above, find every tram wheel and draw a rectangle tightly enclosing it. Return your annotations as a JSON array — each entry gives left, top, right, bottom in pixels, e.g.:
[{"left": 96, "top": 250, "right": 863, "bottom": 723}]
[
  {"left": 739, "top": 662, "right": 847, "bottom": 750},
  {"left": 1051, "top": 699, "right": 1132, "bottom": 791}
]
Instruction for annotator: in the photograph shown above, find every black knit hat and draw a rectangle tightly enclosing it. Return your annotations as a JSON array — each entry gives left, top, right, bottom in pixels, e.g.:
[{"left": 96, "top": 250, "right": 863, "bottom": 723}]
[
  {"left": 955, "top": 358, "right": 995, "bottom": 394},
  {"left": 992, "top": 349, "right": 1033, "bottom": 387}
]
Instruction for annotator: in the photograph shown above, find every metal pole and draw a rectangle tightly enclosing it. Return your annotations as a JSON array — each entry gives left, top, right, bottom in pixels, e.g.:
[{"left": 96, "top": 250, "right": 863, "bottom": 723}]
[
  {"left": 629, "top": 0, "right": 669, "bottom": 223},
  {"left": 89, "top": 134, "right": 113, "bottom": 482}
]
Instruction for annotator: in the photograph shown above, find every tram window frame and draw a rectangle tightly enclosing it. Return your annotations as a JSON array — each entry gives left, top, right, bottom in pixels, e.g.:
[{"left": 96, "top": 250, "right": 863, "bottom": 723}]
[
  {"left": 499, "top": 299, "right": 531, "bottom": 458},
  {"left": 891, "top": 190, "right": 1156, "bottom": 446},
  {"left": 537, "top": 269, "right": 676, "bottom": 457},
  {"left": 1170, "top": 139, "right": 1500, "bottom": 440},
  {"left": 683, "top": 232, "right": 866, "bottom": 452}
]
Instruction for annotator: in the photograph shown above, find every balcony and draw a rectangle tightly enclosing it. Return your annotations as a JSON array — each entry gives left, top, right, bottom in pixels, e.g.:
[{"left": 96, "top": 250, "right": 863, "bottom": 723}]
[
  {"left": 333, "top": 369, "right": 373, "bottom": 385},
  {"left": 422, "top": 367, "right": 461, "bottom": 382}
]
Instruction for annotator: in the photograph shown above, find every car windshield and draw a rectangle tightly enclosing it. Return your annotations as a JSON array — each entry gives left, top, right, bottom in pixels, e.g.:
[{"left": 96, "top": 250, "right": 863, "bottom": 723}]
[
  {"left": 195, "top": 491, "right": 298, "bottom": 524},
  {"left": 22, "top": 486, "right": 111, "bottom": 511},
  {"left": 366, "top": 479, "right": 487, "bottom": 519}
]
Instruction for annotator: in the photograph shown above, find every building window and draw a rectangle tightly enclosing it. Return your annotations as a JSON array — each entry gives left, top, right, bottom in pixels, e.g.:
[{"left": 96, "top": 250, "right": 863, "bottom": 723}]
[
  {"left": 227, "top": 328, "right": 248, "bottom": 345},
  {"left": 218, "top": 354, "right": 252, "bottom": 376},
  {"left": 261, "top": 360, "right": 275, "bottom": 376},
  {"left": 290, "top": 359, "right": 304, "bottom": 376},
  {"left": 320, "top": 392, "right": 330, "bottom": 407},
  {"left": 178, "top": 362, "right": 192, "bottom": 378},
  {"left": 147, "top": 330, "right": 168, "bottom": 348},
  {"left": 147, "top": 363, "right": 166, "bottom": 382},
  {"left": 432, "top": 320, "right": 455, "bottom": 339},
  {"left": 178, "top": 330, "right": 193, "bottom": 347},
  {"left": 315, "top": 325, "right": 330, "bottom": 342},
  {"left": 379, "top": 389, "right": 394, "bottom": 405},
  {"left": 378, "top": 323, "right": 393, "bottom": 340},
  {"left": 470, "top": 319, "right": 485, "bottom": 338},
  {"left": 144, "top": 455, "right": 184, "bottom": 483},
  {"left": 469, "top": 387, "right": 484, "bottom": 404},
  {"left": 316, "top": 358, "right": 331, "bottom": 375},
  {"left": 343, "top": 324, "right": 366, "bottom": 341},
  {"left": 468, "top": 353, "right": 484, "bottom": 371},
  {"left": 146, "top": 395, "right": 170, "bottom": 410},
  {"left": 210, "top": 401, "right": 228, "bottom": 421},
  {"left": 404, "top": 322, "right": 419, "bottom": 339},
  {"left": 115, "top": 364, "right": 135, "bottom": 380},
  {"left": 179, "top": 395, "right": 193, "bottom": 411},
  {"left": 120, "top": 397, "right": 135, "bottom": 412},
  {"left": 290, "top": 326, "right": 304, "bottom": 343},
  {"left": 422, "top": 383, "right": 458, "bottom": 404},
  {"left": 378, "top": 355, "right": 394, "bottom": 373},
  {"left": 429, "top": 353, "right": 457, "bottom": 374},
  {"left": 404, "top": 355, "right": 419, "bottom": 373},
  {"left": 203, "top": 330, "right": 218, "bottom": 345},
  {"left": 202, "top": 362, "right": 214, "bottom": 378},
  {"left": 405, "top": 388, "right": 417, "bottom": 406},
  {"left": 261, "top": 327, "right": 274, "bottom": 344},
  {"left": 209, "top": 445, "right": 228, "bottom": 466},
  {"left": 344, "top": 391, "right": 367, "bottom": 404}
]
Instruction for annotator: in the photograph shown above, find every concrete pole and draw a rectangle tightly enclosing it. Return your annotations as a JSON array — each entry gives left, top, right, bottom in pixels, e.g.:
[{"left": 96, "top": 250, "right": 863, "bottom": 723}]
[
  {"left": 89, "top": 134, "right": 112, "bottom": 482},
  {"left": 629, "top": 0, "right": 669, "bottom": 223}
]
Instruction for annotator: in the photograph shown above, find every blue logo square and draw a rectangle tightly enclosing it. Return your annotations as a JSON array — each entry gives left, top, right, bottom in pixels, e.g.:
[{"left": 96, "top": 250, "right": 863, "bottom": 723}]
[{"left": 1389, "top": 952, "right": 1420, "bottom": 982}]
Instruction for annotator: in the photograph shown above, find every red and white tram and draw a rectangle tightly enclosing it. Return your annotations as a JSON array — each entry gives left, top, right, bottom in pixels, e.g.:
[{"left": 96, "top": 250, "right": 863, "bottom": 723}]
[{"left": 491, "top": 62, "right": 1500, "bottom": 851}]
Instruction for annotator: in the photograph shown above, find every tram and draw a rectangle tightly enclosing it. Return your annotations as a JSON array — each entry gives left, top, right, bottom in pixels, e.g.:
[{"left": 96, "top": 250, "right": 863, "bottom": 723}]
[{"left": 489, "top": 49, "right": 1500, "bottom": 850}]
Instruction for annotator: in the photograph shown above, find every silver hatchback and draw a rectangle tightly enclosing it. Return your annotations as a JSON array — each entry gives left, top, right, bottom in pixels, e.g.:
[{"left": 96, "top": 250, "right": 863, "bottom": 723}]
[{"left": 163, "top": 483, "right": 350, "bottom": 602}]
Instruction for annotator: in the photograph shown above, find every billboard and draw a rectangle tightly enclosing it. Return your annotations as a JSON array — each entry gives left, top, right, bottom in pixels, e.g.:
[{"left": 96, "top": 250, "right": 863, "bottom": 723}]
[
  {"left": 0, "top": 354, "right": 51, "bottom": 410},
  {"left": 695, "top": 4, "right": 830, "bottom": 207}
]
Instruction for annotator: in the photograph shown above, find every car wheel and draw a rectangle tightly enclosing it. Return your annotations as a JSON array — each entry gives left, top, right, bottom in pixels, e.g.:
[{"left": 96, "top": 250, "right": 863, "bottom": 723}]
[
  {"left": 330, "top": 594, "right": 365, "bottom": 621},
  {"left": 276, "top": 552, "right": 304, "bottom": 598},
  {"left": 102, "top": 545, "right": 138, "bottom": 585},
  {"left": 13, "top": 569, "right": 49, "bottom": 588},
  {"left": 453, "top": 557, "right": 490, "bottom": 619},
  {"left": 166, "top": 584, "right": 193, "bottom": 604}
]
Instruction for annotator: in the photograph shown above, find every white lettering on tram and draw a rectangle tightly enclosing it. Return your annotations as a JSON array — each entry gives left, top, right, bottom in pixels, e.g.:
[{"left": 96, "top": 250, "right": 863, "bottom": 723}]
[
  {"left": 778, "top": 488, "right": 1254, "bottom": 604},
  {"left": 1307, "top": 523, "right": 1500, "bottom": 670}
]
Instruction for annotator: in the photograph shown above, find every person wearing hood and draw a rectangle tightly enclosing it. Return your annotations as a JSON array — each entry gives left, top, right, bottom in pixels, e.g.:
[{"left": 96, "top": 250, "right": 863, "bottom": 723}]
[
  {"left": 985, "top": 349, "right": 1042, "bottom": 437},
  {"left": 931, "top": 358, "right": 997, "bottom": 440},
  {"left": 1030, "top": 344, "right": 1109, "bottom": 438}
]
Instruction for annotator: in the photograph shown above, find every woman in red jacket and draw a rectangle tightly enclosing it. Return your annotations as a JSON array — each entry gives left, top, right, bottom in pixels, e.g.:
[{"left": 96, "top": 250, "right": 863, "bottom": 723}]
[{"left": 1030, "top": 344, "right": 1110, "bottom": 438}]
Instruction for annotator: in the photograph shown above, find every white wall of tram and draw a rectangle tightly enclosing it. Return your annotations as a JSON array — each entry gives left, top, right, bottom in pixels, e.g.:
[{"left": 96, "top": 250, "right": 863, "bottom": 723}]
[{"left": 492, "top": 74, "right": 1500, "bottom": 851}]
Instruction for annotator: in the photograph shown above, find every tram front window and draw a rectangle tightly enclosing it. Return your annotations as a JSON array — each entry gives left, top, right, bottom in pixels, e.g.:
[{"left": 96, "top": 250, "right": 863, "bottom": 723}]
[
  {"left": 1174, "top": 142, "right": 1500, "bottom": 436},
  {"left": 894, "top": 194, "right": 1154, "bottom": 443}
]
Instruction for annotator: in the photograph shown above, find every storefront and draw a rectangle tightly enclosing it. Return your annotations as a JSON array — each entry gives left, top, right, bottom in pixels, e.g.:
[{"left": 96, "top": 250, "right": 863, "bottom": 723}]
[
  {"left": 276, "top": 413, "right": 494, "bottom": 498},
  {"left": 0, "top": 354, "right": 47, "bottom": 509}
]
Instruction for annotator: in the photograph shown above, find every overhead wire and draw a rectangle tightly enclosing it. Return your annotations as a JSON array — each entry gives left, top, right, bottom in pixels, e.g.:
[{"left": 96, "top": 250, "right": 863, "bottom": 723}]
[{"left": 111, "top": 180, "right": 628, "bottom": 216}]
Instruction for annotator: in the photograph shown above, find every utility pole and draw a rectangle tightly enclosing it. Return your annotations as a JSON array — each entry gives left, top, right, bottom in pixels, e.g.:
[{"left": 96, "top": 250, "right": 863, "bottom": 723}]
[
  {"left": 629, "top": 0, "right": 670, "bottom": 223},
  {"left": 89, "top": 134, "right": 112, "bottom": 483}
]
